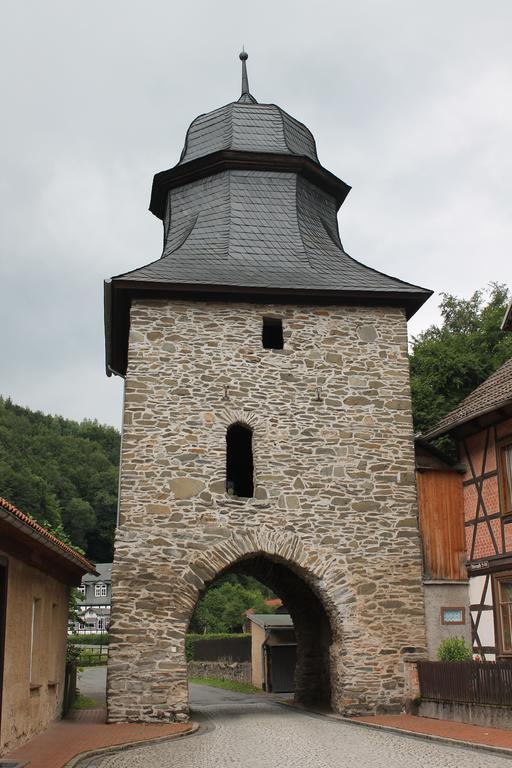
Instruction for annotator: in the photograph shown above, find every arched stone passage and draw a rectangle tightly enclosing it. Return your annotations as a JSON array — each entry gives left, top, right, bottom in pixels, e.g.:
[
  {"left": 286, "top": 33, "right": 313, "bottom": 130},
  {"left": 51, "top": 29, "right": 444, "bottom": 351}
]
[
  {"left": 181, "top": 529, "right": 347, "bottom": 711},
  {"left": 190, "top": 553, "right": 333, "bottom": 705}
]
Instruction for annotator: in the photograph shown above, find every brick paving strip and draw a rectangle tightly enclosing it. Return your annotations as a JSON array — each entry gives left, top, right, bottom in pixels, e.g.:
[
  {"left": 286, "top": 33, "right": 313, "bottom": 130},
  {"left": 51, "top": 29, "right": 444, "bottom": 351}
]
[
  {"left": 4, "top": 709, "right": 197, "bottom": 768},
  {"left": 274, "top": 699, "right": 512, "bottom": 757},
  {"left": 348, "top": 714, "right": 512, "bottom": 756}
]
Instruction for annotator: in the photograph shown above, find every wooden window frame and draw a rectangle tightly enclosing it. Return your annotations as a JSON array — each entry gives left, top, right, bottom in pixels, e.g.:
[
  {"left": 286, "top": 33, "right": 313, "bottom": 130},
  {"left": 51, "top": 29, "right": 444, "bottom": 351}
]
[
  {"left": 440, "top": 606, "right": 465, "bottom": 625},
  {"left": 497, "top": 437, "right": 512, "bottom": 517},
  {"left": 493, "top": 571, "right": 512, "bottom": 657}
]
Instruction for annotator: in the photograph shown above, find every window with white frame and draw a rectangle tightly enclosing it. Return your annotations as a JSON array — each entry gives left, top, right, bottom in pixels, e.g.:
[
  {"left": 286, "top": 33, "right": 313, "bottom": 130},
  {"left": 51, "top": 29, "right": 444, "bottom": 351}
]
[
  {"left": 495, "top": 573, "right": 512, "bottom": 655},
  {"left": 498, "top": 440, "right": 512, "bottom": 516},
  {"left": 95, "top": 583, "right": 107, "bottom": 598}
]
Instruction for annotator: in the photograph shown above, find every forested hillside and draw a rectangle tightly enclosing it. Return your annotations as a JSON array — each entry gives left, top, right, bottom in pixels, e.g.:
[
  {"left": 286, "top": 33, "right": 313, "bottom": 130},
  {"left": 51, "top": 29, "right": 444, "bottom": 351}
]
[{"left": 0, "top": 397, "right": 119, "bottom": 562}]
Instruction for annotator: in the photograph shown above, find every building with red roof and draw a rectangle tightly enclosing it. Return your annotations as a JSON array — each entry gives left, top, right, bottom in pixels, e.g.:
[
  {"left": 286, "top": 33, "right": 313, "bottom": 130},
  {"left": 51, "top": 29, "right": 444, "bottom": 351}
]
[{"left": 0, "top": 497, "right": 95, "bottom": 754}]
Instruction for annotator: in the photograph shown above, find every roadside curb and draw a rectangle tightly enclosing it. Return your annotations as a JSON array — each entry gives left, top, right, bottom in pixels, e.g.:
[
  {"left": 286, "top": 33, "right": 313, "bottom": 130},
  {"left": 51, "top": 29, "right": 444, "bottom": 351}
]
[
  {"left": 65, "top": 722, "right": 200, "bottom": 767},
  {"left": 274, "top": 700, "right": 512, "bottom": 759}
]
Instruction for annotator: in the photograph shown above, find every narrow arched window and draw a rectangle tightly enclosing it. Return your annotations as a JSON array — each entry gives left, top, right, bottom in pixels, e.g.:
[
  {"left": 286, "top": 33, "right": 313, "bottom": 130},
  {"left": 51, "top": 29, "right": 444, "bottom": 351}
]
[{"left": 226, "top": 424, "right": 254, "bottom": 498}]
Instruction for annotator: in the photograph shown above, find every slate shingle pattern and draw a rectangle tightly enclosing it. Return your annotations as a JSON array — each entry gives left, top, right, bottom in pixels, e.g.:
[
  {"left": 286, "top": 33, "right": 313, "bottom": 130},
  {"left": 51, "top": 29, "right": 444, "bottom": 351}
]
[
  {"left": 426, "top": 358, "right": 512, "bottom": 438},
  {"left": 106, "top": 92, "right": 432, "bottom": 374},
  {"left": 118, "top": 170, "right": 426, "bottom": 296},
  {"left": 179, "top": 102, "right": 319, "bottom": 165}
]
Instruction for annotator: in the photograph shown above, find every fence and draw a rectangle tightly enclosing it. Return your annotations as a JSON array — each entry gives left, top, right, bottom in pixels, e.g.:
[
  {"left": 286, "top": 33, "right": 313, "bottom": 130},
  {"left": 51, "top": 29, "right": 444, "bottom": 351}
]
[
  {"left": 78, "top": 648, "right": 108, "bottom": 666},
  {"left": 417, "top": 661, "right": 512, "bottom": 707},
  {"left": 62, "top": 661, "right": 77, "bottom": 716},
  {"left": 190, "top": 636, "right": 251, "bottom": 662}
]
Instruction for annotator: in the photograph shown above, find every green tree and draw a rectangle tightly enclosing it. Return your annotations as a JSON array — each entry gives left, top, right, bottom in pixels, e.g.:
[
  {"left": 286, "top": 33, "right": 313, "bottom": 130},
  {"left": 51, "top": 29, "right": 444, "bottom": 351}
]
[
  {"left": 410, "top": 283, "right": 512, "bottom": 436},
  {"left": 62, "top": 498, "right": 97, "bottom": 550},
  {"left": 190, "top": 581, "right": 276, "bottom": 634},
  {"left": 0, "top": 397, "right": 120, "bottom": 560}
]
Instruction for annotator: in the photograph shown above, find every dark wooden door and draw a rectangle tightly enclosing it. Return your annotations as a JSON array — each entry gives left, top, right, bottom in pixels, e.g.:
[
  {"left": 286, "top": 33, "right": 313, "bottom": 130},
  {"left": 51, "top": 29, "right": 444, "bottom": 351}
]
[{"left": 269, "top": 645, "right": 296, "bottom": 693}]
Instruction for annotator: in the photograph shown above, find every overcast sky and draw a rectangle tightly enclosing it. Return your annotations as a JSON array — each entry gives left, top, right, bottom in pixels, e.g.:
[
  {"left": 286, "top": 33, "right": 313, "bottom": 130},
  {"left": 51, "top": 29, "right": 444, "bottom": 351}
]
[{"left": 1, "top": 1, "right": 510, "bottom": 428}]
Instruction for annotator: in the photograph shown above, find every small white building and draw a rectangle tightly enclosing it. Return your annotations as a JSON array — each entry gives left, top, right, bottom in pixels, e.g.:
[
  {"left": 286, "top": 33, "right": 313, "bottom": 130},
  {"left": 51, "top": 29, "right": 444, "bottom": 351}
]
[{"left": 72, "top": 562, "right": 112, "bottom": 634}]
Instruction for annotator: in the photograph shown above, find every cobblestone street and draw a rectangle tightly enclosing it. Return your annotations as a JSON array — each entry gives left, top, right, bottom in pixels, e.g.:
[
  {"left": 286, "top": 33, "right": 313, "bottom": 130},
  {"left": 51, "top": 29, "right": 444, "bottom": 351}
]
[{"left": 85, "top": 684, "right": 510, "bottom": 768}]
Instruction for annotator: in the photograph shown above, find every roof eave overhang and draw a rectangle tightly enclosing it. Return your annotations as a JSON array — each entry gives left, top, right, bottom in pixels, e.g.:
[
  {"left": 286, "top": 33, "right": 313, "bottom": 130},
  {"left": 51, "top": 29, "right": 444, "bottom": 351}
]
[
  {"left": 0, "top": 507, "right": 97, "bottom": 581},
  {"left": 424, "top": 397, "right": 512, "bottom": 442},
  {"left": 413, "top": 435, "right": 458, "bottom": 466},
  {"left": 149, "top": 149, "right": 351, "bottom": 218},
  {"left": 104, "top": 278, "right": 432, "bottom": 378}
]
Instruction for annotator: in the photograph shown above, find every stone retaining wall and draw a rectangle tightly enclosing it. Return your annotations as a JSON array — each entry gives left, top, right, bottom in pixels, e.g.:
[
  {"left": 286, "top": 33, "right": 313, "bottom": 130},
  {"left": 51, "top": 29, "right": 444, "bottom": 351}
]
[
  {"left": 418, "top": 699, "right": 512, "bottom": 731},
  {"left": 188, "top": 661, "right": 252, "bottom": 684}
]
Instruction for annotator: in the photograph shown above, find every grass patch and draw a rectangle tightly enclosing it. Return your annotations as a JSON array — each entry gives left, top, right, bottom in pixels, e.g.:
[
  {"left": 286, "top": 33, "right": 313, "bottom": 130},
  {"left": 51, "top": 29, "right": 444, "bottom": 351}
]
[
  {"left": 77, "top": 648, "right": 108, "bottom": 666},
  {"left": 73, "top": 692, "right": 98, "bottom": 709},
  {"left": 68, "top": 633, "right": 109, "bottom": 646},
  {"left": 189, "top": 677, "right": 261, "bottom": 694}
]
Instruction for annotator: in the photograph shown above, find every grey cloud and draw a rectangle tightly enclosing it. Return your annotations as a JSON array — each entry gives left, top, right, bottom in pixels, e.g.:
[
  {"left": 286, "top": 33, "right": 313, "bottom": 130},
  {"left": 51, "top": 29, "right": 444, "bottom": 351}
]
[{"left": 1, "top": 0, "right": 510, "bottom": 425}]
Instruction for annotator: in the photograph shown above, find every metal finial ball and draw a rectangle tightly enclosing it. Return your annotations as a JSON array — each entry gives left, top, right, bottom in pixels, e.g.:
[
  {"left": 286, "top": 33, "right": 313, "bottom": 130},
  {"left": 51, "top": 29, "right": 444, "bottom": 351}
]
[{"left": 239, "top": 51, "right": 248, "bottom": 61}]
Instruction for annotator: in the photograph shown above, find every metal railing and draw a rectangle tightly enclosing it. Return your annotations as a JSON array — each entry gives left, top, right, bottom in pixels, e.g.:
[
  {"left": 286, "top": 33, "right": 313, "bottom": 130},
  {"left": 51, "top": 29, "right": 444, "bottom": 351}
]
[{"left": 417, "top": 661, "right": 512, "bottom": 707}]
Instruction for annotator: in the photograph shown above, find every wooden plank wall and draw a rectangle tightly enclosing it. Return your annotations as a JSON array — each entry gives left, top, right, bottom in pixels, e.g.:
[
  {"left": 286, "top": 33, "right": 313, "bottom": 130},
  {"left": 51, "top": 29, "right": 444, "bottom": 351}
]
[{"left": 417, "top": 470, "right": 466, "bottom": 580}]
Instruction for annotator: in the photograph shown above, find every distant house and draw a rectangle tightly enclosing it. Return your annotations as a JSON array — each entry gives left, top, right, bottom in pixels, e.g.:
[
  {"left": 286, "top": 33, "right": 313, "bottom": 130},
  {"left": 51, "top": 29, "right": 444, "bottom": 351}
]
[
  {"left": 247, "top": 614, "right": 296, "bottom": 693},
  {"left": 243, "top": 597, "right": 285, "bottom": 632},
  {"left": 73, "top": 562, "right": 112, "bottom": 634},
  {"left": 0, "top": 497, "right": 95, "bottom": 754}
]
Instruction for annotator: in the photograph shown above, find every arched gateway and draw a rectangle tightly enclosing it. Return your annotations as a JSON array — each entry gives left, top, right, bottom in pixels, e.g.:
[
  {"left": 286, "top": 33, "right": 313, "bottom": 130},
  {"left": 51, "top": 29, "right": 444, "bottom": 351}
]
[{"left": 104, "top": 53, "right": 431, "bottom": 722}]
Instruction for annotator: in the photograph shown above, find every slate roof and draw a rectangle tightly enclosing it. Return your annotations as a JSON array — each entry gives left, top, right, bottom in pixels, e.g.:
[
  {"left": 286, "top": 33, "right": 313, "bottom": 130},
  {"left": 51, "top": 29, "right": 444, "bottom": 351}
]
[
  {"left": 248, "top": 613, "right": 294, "bottom": 629},
  {"left": 114, "top": 171, "right": 429, "bottom": 300},
  {"left": 82, "top": 562, "right": 112, "bottom": 583},
  {"left": 179, "top": 102, "right": 319, "bottom": 165},
  {"left": 104, "top": 54, "right": 432, "bottom": 376},
  {"left": 425, "top": 358, "right": 512, "bottom": 439}
]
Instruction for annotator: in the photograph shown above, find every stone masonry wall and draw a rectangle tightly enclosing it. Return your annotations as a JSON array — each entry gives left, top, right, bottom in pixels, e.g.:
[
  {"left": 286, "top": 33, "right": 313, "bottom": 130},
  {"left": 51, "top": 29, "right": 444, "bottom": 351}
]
[
  {"left": 107, "top": 299, "right": 427, "bottom": 722},
  {"left": 188, "top": 661, "right": 252, "bottom": 684}
]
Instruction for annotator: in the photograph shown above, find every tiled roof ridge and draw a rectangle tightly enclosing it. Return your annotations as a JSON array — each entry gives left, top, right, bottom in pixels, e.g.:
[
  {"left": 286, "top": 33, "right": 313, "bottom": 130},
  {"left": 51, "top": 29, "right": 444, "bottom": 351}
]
[
  {"left": 425, "top": 357, "right": 512, "bottom": 439},
  {"left": 0, "top": 496, "right": 96, "bottom": 573}
]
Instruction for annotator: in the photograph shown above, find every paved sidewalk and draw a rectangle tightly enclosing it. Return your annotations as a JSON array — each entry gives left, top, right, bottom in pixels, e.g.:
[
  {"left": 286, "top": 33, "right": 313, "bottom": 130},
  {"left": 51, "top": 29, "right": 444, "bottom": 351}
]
[
  {"left": 351, "top": 713, "right": 512, "bottom": 752},
  {"left": 5, "top": 709, "right": 193, "bottom": 768}
]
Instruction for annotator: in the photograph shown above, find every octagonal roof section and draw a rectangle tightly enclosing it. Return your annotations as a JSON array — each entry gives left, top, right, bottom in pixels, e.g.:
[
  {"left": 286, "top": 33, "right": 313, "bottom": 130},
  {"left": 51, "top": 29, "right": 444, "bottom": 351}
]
[
  {"left": 178, "top": 50, "right": 319, "bottom": 167},
  {"left": 178, "top": 101, "right": 319, "bottom": 166}
]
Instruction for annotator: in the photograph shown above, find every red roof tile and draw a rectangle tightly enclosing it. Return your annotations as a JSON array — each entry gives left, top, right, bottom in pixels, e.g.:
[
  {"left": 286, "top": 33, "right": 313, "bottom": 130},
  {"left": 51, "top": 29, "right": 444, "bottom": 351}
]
[{"left": 0, "top": 497, "right": 96, "bottom": 574}]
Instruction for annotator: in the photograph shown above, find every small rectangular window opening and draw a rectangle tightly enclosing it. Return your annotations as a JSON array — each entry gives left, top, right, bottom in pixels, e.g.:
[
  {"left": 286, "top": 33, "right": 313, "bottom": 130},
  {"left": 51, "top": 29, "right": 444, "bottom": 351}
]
[
  {"left": 30, "top": 597, "right": 42, "bottom": 683},
  {"left": 262, "top": 317, "right": 284, "bottom": 350},
  {"left": 440, "top": 607, "right": 465, "bottom": 625}
]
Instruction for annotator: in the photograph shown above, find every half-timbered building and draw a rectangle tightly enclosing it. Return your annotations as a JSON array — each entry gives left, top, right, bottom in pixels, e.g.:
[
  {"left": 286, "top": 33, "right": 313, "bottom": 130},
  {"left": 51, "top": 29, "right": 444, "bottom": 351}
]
[{"left": 426, "top": 356, "right": 512, "bottom": 659}]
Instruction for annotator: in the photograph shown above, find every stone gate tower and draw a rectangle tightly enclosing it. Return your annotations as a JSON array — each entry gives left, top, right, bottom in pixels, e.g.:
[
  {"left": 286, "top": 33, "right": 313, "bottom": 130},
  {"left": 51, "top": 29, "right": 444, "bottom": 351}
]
[{"left": 104, "top": 53, "right": 432, "bottom": 722}]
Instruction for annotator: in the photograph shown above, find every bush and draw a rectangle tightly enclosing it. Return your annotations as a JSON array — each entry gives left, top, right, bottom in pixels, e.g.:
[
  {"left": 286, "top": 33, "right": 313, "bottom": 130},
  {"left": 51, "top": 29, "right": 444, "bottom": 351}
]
[
  {"left": 68, "top": 633, "right": 109, "bottom": 645},
  {"left": 437, "top": 636, "right": 472, "bottom": 662},
  {"left": 185, "top": 633, "right": 249, "bottom": 662}
]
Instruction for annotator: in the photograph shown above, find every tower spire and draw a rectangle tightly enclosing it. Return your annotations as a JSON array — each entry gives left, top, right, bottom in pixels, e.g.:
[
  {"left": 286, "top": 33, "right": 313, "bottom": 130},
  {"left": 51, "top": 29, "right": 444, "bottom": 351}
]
[{"left": 238, "top": 49, "right": 257, "bottom": 104}]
